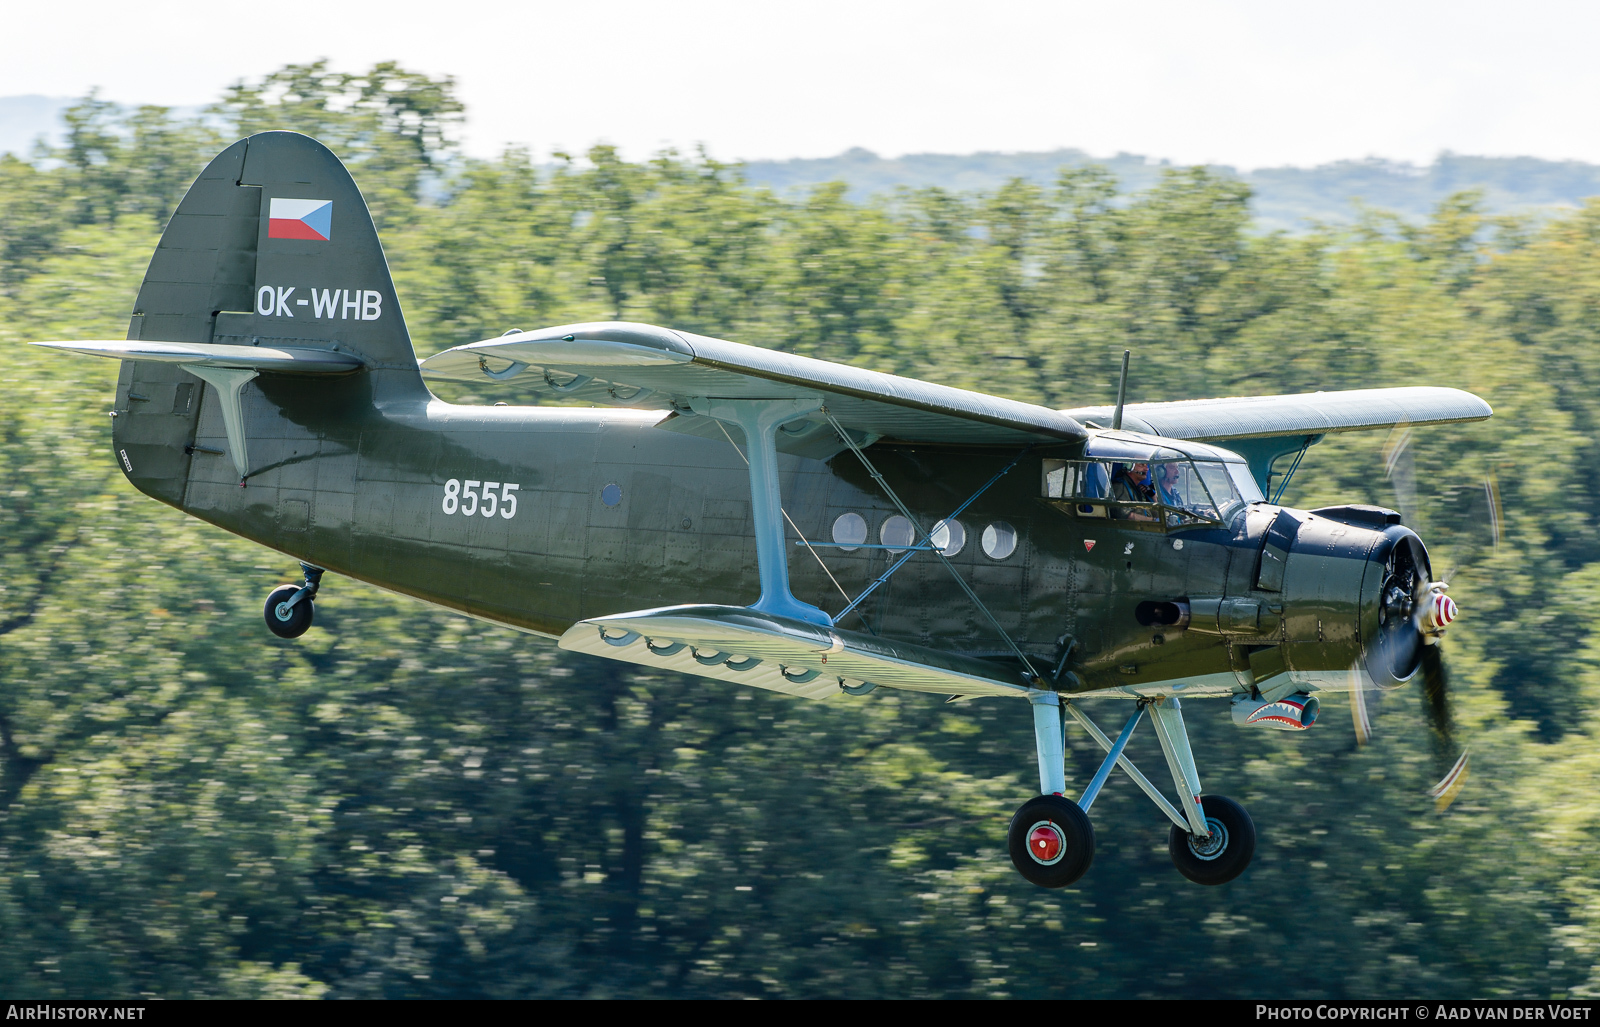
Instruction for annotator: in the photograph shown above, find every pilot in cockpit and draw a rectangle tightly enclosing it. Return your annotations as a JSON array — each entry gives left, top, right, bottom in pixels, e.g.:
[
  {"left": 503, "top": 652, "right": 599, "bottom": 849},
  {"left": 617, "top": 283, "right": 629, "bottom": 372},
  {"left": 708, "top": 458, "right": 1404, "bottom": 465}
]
[
  {"left": 1155, "top": 461, "right": 1193, "bottom": 525},
  {"left": 1155, "top": 462, "right": 1184, "bottom": 507}
]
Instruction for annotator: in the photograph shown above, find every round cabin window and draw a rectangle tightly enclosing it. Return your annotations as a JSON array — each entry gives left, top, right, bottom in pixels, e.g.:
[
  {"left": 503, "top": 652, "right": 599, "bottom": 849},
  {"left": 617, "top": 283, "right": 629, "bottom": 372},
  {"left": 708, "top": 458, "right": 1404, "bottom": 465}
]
[
  {"left": 831, "top": 512, "right": 867, "bottom": 551},
  {"left": 880, "top": 515, "right": 915, "bottom": 549},
  {"left": 601, "top": 483, "right": 623, "bottom": 507},
  {"left": 982, "top": 521, "right": 1017, "bottom": 560},
  {"left": 930, "top": 518, "right": 966, "bottom": 556}
]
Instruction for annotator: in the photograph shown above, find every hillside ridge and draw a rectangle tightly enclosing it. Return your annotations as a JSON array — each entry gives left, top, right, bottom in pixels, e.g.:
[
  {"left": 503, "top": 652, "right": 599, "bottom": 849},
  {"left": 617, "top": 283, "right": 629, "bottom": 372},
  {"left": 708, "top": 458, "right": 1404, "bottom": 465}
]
[
  {"left": 7, "top": 95, "right": 1599, "bottom": 230},
  {"left": 740, "top": 146, "right": 1600, "bottom": 231}
]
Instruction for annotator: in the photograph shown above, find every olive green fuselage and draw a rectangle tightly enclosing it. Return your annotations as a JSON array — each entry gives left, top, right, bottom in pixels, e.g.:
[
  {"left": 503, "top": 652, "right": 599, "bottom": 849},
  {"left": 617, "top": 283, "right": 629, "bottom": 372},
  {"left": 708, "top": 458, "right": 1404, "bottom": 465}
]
[{"left": 112, "top": 359, "right": 1381, "bottom": 698}]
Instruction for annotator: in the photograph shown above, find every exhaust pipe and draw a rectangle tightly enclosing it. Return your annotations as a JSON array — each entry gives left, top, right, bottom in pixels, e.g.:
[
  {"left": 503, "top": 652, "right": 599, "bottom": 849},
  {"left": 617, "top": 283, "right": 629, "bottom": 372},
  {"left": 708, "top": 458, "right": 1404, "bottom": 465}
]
[
  {"left": 1231, "top": 692, "right": 1319, "bottom": 731},
  {"left": 1135, "top": 600, "right": 1191, "bottom": 629}
]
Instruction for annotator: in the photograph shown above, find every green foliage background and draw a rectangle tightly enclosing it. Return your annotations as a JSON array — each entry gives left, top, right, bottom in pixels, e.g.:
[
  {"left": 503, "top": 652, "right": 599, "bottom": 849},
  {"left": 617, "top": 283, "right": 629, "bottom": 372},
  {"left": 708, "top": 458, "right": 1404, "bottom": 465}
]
[{"left": 2, "top": 64, "right": 1598, "bottom": 999}]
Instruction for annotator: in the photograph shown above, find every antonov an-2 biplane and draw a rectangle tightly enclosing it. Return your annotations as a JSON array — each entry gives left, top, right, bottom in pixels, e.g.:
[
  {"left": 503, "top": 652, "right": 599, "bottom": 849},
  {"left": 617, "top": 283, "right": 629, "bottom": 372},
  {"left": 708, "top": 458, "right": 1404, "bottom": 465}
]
[{"left": 35, "top": 133, "right": 1490, "bottom": 888}]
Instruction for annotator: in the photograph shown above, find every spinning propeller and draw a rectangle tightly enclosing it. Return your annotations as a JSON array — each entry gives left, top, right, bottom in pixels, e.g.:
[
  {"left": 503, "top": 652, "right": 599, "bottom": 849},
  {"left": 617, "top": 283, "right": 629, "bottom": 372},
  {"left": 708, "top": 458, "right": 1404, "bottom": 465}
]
[{"left": 1347, "top": 426, "right": 1498, "bottom": 811}]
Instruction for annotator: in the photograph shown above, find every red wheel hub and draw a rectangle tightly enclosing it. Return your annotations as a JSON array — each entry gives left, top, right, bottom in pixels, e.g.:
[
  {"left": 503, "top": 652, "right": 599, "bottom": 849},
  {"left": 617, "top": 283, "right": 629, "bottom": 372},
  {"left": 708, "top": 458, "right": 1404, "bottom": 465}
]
[{"left": 1028, "top": 822, "right": 1065, "bottom": 863}]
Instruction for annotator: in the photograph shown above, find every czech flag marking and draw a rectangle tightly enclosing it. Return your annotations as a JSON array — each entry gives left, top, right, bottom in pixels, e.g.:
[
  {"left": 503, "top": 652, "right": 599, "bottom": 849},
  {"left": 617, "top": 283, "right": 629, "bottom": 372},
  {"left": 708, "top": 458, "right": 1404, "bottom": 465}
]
[{"left": 268, "top": 198, "right": 333, "bottom": 241}]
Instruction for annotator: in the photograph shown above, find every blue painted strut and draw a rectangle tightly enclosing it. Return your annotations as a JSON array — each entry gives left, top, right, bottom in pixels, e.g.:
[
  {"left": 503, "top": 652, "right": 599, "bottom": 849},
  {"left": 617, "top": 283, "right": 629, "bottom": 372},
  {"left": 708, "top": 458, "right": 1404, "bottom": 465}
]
[
  {"left": 1078, "top": 704, "right": 1145, "bottom": 813},
  {"left": 690, "top": 396, "right": 833, "bottom": 627}
]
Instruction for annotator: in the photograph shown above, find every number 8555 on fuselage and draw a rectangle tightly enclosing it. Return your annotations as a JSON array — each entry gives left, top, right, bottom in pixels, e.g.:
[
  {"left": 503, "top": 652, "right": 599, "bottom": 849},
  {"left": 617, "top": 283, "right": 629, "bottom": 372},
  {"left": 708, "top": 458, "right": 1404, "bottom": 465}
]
[{"left": 442, "top": 479, "right": 521, "bottom": 518}]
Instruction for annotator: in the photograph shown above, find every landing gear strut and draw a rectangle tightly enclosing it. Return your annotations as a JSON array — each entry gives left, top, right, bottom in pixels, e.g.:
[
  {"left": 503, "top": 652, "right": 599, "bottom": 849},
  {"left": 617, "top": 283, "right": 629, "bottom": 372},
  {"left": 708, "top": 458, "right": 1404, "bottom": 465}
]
[
  {"left": 1008, "top": 693, "right": 1096, "bottom": 887},
  {"left": 1147, "top": 699, "right": 1255, "bottom": 885},
  {"left": 264, "top": 563, "right": 323, "bottom": 639},
  {"left": 1008, "top": 693, "right": 1255, "bottom": 888}
]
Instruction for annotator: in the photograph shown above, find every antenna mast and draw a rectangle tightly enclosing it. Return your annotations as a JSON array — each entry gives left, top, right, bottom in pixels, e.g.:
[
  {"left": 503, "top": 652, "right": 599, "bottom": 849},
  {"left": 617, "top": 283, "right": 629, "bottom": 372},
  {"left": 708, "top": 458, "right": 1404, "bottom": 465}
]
[{"left": 1112, "top": 349, "right": 1130, "bottom": 430}]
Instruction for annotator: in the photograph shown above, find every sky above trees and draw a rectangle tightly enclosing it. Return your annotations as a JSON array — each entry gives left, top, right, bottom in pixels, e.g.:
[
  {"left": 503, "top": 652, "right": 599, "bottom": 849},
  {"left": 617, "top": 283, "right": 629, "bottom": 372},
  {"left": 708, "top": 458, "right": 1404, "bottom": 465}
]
[{"left": 5, "top": 0, "right": 1599, "bottom": 168}]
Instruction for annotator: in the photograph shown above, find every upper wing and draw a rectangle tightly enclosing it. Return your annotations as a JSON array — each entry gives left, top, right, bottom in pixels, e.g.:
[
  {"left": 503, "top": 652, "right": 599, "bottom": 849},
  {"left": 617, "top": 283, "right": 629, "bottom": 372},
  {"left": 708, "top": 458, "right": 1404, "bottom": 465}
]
[
  {"left": 1062, "top": 387, "right": 1492, "bottom": 441},
  {"left": 419, "top": 321, "right": 1086, "bottom": 446},
  {"left": 32, "top": 339, "right": 363, "bottom": 374}
]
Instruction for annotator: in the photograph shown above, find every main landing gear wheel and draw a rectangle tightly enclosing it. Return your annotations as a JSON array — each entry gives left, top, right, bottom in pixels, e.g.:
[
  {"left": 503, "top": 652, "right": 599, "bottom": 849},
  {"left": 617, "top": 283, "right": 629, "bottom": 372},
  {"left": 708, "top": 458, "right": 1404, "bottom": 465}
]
[
  {"left": 1169, "top": 794, "right": 1255, "bottom": 886},
  {"left": 1008, "top": 794, "right": 1095, "bottom": 888},
  {"left": 264, "top": 584, "right": 313, "bottom": 639}
]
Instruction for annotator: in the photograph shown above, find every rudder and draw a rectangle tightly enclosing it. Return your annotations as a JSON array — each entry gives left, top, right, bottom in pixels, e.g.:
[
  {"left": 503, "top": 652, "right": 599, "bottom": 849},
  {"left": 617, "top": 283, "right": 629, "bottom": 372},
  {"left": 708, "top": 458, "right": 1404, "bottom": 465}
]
[
  {"left": 114, "top": 132, "right": 428, "bottom": 503},
  {"left": 128, "top": 131, "right": 426, "bottom": 401}
]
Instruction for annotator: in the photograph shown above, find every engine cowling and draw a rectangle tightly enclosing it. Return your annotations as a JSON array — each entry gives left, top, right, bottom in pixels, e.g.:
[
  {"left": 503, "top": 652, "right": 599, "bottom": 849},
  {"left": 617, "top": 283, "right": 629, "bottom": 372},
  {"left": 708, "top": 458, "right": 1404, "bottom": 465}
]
[{"left": 1226, "top": 508, "right": 1456, "bottom": 692}]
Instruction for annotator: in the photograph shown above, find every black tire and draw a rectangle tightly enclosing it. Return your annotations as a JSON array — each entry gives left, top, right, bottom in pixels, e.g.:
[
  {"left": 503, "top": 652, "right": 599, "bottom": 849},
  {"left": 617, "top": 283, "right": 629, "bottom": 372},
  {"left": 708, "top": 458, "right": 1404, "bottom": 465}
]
[
  {"left": 1169, "top": 794, "right": 1255, "bottom": 885},
  {"left": 1008, "top": 794, "right": 1095, "bottom": 888},
  {"left": 264, "top": 584, "right": 313, "bottom": 639}
]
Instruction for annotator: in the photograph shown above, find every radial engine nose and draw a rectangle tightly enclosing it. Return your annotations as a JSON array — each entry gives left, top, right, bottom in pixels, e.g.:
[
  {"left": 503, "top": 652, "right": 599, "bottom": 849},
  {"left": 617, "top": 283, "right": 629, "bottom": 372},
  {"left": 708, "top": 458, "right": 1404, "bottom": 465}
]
[
  {"left": 1421, "top": 589, "right": 1458, "bottom": 641},
  {"left": 1361, "top": 529, "right": 1457, "bottom": 687}
]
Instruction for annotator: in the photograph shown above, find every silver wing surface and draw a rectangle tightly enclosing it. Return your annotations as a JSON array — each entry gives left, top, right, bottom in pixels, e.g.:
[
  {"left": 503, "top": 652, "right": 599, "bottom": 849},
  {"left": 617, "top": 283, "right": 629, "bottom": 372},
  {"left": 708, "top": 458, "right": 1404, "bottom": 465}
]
[
  {"left": 32, "top": 338, "right": 363, "bottom": 373},
  {"left": 1066, "top": 387, "right": 1493, "bottom": 490},
  {"left": 1063, "top": 387, "right": 1491, "bottom": 440},
  {"left": 32, "top": 339, "right": 364, "bottom": 479},
  {"left": 557, "top": 605, "right": 1032, "bottom": 700},
  {"left": 419, "top": 321, "right": 1086, "bottom": 447}
]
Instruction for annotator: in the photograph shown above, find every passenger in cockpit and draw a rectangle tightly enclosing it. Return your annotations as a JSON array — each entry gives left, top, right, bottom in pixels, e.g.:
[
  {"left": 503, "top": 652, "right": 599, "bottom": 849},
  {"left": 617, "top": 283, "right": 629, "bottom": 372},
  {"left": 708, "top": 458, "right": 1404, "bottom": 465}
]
[{"left": 1111, "top": 462, "right": 1156, "bottom": 520}]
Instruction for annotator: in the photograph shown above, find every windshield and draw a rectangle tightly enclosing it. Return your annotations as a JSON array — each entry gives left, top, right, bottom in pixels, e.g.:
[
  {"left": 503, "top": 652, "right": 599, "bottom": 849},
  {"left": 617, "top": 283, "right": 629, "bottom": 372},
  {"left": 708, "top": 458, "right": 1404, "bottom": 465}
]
[
  {"left": 1044, "top": 457, "right": 1255, "bottom": 529},
  {"left": 1193, "top": 462, "right": 1250, "bottom": 525},
  {"left": 1228, "top": 462, "right": 1265, "bottom": 503}
]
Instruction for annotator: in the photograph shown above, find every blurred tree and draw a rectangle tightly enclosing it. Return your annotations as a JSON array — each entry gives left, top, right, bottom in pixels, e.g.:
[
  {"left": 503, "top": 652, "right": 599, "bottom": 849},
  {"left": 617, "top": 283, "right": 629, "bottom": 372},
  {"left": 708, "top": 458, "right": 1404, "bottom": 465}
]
[
  {"left": 213, "top": 60, "right": 464, "bottom": 226},
  {"left": 53, "top": 92, "right": 221, "bottom": 227},
  {"left": 0, "top": 155, "right": 63, "bottom": 293}
]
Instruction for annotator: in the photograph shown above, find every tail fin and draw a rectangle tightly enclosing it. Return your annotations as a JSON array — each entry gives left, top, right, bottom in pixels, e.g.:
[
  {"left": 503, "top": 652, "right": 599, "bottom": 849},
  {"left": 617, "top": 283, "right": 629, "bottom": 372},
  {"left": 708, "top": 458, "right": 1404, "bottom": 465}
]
[
  {"left": 43, "top": 132, "right": 432, "bottom": 504},
  {"left": 130, "top": 131, "right": 426, "bottom": 402}
]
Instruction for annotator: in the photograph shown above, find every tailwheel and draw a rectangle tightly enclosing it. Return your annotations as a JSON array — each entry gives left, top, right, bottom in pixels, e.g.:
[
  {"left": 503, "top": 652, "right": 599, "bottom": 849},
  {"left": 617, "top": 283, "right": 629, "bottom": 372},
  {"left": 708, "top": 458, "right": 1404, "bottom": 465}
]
[
  {"left": 264, "top": 583, "right": 313, "bottom": 639},
  {"left": 263, "top": 563, "right": 323, "bottom": 639},
  {"left": 1168, "top": 794, "right": 1255, "bottom": 886},
  {"left": 1008, "top": 794, "right": 1095, "bottom": 888}
]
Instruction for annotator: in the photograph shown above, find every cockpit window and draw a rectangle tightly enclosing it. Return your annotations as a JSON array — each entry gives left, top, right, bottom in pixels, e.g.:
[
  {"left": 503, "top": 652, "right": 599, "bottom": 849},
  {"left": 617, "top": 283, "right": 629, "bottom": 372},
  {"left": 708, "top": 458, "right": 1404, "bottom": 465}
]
[
  {"left": 1044, "top": 457, "right": 1254, "bottom": 529},
  {"left": 1228, "top": 462, "right": 1265, "bottom": 503},
  {"left": 1193, "top": 462, "right": 1249, "bottom": 525},
  {"left": 1152, "top": 461, "right": 1223, "bottom": 525},
  {"left": 1044, "top": 460, "right": 1109, "bottom": 500}
]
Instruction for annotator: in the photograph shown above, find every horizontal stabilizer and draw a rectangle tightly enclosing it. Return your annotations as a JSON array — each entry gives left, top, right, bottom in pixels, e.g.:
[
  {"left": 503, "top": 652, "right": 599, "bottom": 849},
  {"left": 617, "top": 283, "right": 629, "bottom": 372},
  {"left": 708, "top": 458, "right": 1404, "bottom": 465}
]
[
  {"left": 1063, "top": 386, "right": 1491, "bottom": 441},
  {"left": 557, "top": 604, "right": 1033, "bottom": 700},
  {"left": 32, "top": 339, "right": 363, "bottom": 374},
  {"left": 420, "top": 322, "right": 1085, "bottom": 447}
]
